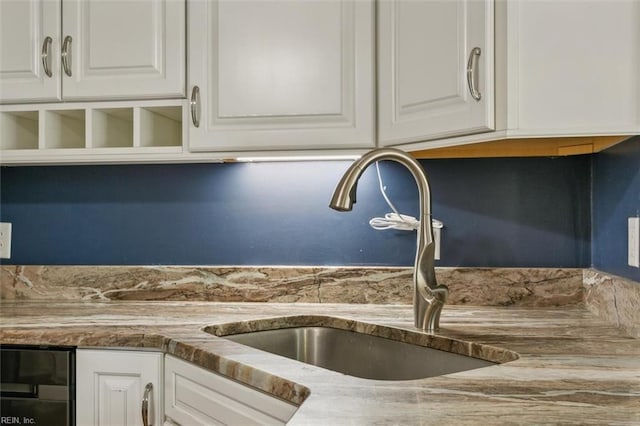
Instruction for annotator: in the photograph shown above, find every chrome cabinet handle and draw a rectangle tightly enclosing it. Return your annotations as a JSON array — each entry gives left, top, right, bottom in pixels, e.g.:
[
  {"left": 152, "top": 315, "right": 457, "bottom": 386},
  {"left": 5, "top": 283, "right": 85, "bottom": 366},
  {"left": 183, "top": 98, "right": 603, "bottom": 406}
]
[
  {"left": 141, "top": 382, "right": 152, "bottom": 426},
  {"left": 466, "top": 47, "right": 482, "bottom": 101},
  {"left": 41, "top": 36, "right": 53, "bottom": 77},
  {"left": 61, "top": 35, "right": 72, "bottom": 77},
  {"left": 190, "top": 85, "right": 201, "bottom": 127}
]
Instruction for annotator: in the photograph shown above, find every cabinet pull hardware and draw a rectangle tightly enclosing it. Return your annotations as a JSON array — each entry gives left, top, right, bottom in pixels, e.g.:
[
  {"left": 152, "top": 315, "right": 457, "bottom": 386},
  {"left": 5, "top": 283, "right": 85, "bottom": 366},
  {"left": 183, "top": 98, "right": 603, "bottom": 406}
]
[
  {"left": 190, "top": 85, "right": 201, "bottom": 127},
  {"left": 41, "top": 36, "right": 53, "bottom": 77},
  {"left": 61, "top": 36, "right": 72, "bottom": 77},
  {"left": 141, "top": 382, "right": 152, "bottom": 426},
  {"left": 466, "top": 47, "right": 482, "bottom": 101}
]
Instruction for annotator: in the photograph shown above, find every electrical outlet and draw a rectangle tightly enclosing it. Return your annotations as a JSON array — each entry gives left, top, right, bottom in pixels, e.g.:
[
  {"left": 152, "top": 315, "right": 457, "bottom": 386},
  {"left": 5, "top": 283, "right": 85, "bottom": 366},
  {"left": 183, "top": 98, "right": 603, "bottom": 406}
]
[
  {"left": 629, "top": 217, "right": 640, "bottom": 268},
  {"left": 0, "top": 222, "right": 11, "bottom": 259}
]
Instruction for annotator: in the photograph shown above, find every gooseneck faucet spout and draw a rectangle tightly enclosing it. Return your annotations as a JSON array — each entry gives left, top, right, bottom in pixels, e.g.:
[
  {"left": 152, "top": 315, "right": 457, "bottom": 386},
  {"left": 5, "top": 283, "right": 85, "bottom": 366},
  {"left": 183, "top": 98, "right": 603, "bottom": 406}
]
[{"left": 329, "top": 148, "right": 448, "bottom": 332}]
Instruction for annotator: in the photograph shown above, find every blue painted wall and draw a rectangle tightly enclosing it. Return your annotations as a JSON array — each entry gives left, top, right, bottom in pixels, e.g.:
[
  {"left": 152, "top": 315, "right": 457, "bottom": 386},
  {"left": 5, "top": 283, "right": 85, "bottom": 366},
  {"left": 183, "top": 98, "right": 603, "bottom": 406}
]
[
  {"left": 0, "top": 155, "right": 591, "bottom": 267},
  {"left": 592, "top": 136, "right": 640, "bottom": 282}
]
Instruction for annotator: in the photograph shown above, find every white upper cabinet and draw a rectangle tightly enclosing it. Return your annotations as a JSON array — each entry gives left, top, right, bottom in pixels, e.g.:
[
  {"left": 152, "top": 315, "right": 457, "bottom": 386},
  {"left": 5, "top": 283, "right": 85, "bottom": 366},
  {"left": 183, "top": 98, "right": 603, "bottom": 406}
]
[
  {"left": 0, "top": 0, "right": 61, "bottom": 103},
  {"left": 61, "top": 0, "right": 185, "bottom": 100},
  {"left": 0, "top": 0, "right": 185, "bottom": 104},
  {"left": 378, "top": 0, "right": 494, "bottom": 146},
  {"left": 188, "top": 0, "right": 375, "bottom": 153},
  {"left": 392, "top": 0, "right": 640, "bottom": 151},
  {"left": 504, "top": 0, "right": 640, "bottom": 137}
]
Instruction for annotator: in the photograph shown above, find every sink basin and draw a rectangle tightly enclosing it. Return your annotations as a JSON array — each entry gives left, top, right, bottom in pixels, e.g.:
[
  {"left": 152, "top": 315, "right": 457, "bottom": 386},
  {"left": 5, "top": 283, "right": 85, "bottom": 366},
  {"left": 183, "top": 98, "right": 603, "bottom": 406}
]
[{"left": 205, "top": 316, "right": 518, "bottom": 381}]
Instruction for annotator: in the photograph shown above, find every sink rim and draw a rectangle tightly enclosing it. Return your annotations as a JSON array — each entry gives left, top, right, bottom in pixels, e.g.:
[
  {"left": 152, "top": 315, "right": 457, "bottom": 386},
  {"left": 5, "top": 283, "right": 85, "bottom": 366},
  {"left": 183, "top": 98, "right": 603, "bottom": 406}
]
[{"left": 203, "top": 315, "right": 520, "bottom": 365}]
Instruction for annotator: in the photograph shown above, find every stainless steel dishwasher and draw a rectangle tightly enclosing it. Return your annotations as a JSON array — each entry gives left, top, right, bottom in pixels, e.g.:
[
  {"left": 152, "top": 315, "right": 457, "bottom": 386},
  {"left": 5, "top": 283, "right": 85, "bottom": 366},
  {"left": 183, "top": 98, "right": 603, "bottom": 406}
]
[{"left": 0, "top": 345, "right": 75, "bottom": 426}]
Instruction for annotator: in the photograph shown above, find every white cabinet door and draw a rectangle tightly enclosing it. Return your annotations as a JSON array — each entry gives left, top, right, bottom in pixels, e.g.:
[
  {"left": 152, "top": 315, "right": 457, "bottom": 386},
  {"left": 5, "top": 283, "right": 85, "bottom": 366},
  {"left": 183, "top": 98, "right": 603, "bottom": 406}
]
[
  {"left": 164, "top": 355, "right": 298, "bottom": 426},
  {"left": 0, "top": 0, "right": 61, "bottom": 103},
  {"left": 188, "top": 0, "right": 374, "bottom": 153},
  {"left": 378, "top": 0, "right": 493, "bottom": 146},
  {"left": 506, "top": 0, "right": 640, "bottom": 136},
  {"left": 77, "top": 349, "right": 163, "bottom": 426},
  {"left": 60, "top": 0, "right": 185, "bottom": 100}
]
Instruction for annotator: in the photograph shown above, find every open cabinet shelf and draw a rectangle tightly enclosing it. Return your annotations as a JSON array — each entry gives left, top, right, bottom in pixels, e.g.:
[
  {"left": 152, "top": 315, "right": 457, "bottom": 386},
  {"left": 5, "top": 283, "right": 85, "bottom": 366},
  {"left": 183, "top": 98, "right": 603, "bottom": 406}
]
[
  {"left": 0, "top": 100, "right": 186, "bottom": 164},
  {"left": 0, "top": 111, "right": 39, "bottom": 150},
  {"left": 91, "top": 108, "right": 133, "bottom": 148},
  {"left": 139, "top": 106, "right": 182, "bottom": 148}
]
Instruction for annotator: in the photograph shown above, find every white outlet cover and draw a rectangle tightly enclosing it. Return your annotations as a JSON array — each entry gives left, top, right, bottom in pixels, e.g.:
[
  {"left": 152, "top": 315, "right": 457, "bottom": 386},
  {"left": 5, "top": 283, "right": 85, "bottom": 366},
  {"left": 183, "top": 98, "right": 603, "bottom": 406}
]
[
  {"left": 0, "top": 222, "right": 11, "bottom": 259},
  {"left": 629, "top": 217, "right": 640, "bottom": 268}
]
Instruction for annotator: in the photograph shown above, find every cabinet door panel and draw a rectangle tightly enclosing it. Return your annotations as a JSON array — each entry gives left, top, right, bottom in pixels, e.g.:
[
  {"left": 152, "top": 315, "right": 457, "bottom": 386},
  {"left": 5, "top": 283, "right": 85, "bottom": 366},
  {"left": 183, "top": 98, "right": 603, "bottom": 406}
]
[
  {"left": 509, "top": 0, "right": 640, "bottom": 135},
  {"left": 0, "top": 0, "right": 61, "bottom": 103},
  {"left": 62, "top": 0, "right": 185, "bottom": 100},
  {"left": 189, "top": 0, "right": 374, "bottom": 152},
  {"left": 396, "top": 1, "right": 459, "bottom": 109},
  {"left": 379, "top": 0, "right": 493, "bottom": 146},
  {"left": 217, "top": 1, "right": 342, "bottom": 117},
  {"left": 164, "top": 355, "right": 297, "bottom": 426},
  {"left": 76, "top": 349, "right": 163, "bottom": 426},
  {"left": 96, "top": 375, "right": 143, "bottom": 425}
]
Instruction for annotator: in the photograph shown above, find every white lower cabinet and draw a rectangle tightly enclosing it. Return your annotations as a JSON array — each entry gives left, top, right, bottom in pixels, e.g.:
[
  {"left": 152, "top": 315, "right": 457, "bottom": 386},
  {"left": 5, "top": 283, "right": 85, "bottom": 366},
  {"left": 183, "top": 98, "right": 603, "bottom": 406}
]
[
  {"left": 164, "top": 355, "right": 298, "bottom": 426},
  {"left": 76, "top": 349, "right": 163, "bottom": 426}
]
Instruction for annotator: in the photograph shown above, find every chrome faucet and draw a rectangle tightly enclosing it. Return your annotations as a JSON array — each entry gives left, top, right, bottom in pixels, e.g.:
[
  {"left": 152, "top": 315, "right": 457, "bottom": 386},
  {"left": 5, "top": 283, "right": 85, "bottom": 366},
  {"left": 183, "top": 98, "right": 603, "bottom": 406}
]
[{"left": 329, "top": 148, "right": 448, "bottom": 332}]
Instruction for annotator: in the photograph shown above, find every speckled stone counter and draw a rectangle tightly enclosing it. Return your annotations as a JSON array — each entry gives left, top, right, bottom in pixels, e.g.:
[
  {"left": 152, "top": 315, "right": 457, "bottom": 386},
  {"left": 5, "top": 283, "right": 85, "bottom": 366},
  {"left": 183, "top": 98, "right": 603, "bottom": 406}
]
[{"left": 1, "top": 301, "right": 638, "bottom": 425}]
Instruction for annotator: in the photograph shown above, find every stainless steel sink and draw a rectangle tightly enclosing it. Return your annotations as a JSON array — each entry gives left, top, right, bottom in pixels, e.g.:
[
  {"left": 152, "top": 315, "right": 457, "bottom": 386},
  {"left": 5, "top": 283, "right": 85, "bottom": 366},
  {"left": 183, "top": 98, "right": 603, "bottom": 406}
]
[{"left": 206, "top": 317, "right": 518, "bottom": 381}]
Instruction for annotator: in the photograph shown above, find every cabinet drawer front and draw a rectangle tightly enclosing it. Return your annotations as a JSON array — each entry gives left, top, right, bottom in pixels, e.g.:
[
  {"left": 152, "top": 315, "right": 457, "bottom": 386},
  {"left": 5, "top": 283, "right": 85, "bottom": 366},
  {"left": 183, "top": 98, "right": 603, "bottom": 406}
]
[{"left": 164, "top": 355, "right": 298, "bottom": 426}]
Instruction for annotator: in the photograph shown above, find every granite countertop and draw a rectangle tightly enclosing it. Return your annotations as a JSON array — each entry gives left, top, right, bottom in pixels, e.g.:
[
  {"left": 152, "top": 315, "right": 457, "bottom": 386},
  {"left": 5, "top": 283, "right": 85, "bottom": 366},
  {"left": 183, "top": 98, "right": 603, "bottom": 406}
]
[{"left": 1, "top": 301, "right": 639, "bottom": 425}]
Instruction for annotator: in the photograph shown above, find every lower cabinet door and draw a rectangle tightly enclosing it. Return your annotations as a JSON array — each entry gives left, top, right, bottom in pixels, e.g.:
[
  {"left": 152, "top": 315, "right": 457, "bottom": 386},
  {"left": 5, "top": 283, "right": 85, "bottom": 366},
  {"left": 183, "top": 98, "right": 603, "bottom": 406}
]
[
  {"left": 164, "top": 355, "right": 298, "bottom": 426},
  {"left": 76, "top": 349, "right": 163, "bottom": 426}
]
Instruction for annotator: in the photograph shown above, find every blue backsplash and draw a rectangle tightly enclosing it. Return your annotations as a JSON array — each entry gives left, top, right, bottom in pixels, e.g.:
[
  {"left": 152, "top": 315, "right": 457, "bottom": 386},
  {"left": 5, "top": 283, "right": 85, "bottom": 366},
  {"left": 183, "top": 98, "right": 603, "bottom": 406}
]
[
  {"left": 592, "top": 136, "right": 640, "bottom": 282},
  {"left": 1, "top": 153, "right": 592, "bottom": 268}
]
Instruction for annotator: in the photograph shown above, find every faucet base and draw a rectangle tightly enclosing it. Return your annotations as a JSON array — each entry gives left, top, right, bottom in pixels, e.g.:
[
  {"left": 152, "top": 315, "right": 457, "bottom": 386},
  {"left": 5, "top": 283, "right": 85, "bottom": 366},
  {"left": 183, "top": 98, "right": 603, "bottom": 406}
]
[{"left": 414, "top": 299, "right": 444, "bottom": 332}]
